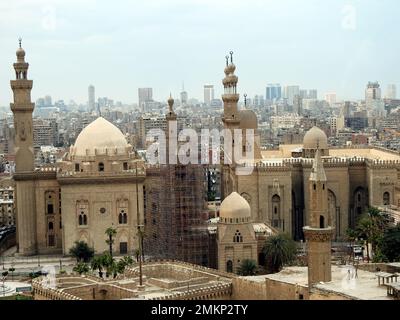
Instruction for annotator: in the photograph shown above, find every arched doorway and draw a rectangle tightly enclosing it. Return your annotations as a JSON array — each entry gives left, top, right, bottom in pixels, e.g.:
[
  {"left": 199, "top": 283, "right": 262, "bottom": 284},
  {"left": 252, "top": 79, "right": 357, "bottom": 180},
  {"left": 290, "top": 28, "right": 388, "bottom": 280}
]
[
  {"left": 226, "top": 260, "right": 233, "bottom": 273},
  {"left": 351, "top": 187, "right": 367, "bottom": 229},
  {"left": 328, "top": 190, "right": 340, "bottom": 239},
  {"left": 383, "top": 192, "right": 390, "bottom": 206}
]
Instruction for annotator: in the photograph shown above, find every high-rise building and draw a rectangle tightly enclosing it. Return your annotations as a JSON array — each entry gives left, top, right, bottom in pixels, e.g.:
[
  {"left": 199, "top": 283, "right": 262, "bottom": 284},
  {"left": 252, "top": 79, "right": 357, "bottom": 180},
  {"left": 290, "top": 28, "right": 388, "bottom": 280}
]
[
  {"left": 365, "top": 81, "right": 381, "bottom": 107},
  {"left": 293, "top": 95, "right": 303, "bottom": 116},
  {"left": 299, "top": 90, "right": 308, "bottom": 99},
  {"left": 283, "top": 85, "right": 300, "bottom": 105},
  {"left": 266, "top": 84, "right": 282, "bottom": 102},
  {"left": 325, "top": 92, "right": 337, "bottom": 106},
  {"left": 308, "top": 89, "right": 318, "bottom": 99},
  {"left": 253, "top": 95, "right": 264, "bottom": 107},
  {"left": 88, "top": 85, "right": 95, "bottom": 112},
  {"left": 385, "top": 84, "right": 397, "bottom": 99},
  {"left": 138, "top": 88, "right": 153, "bottom": 113},
  {"left": 44, "top": 95, "right": 52, "bottom": 107},
  {"left": 180, "top": 82, "right": 188, "bottom": 106},
  {"left": 36, "top": 98, "right": 45, "bottom": 108},
  {"left": 342, "top": 101, "right": 351, "bottom": 118},
  {"left": 203, "top": 85, "right": 214, "bottom": 105},
  {"left": 33, "top": 118, "right": 58, "bottom": 147}
]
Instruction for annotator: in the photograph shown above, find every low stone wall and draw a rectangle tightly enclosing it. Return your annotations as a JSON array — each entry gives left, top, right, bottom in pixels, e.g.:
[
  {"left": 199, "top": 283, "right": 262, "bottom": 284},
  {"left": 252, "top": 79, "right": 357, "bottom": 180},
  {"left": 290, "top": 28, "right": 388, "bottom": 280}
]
[
  {"left": 147, "top": 276, "right": 210, "bottom": 289},
  {"left": 64, "top": 283, "right": 138, "bottom": 300},
  {"left": 125, "top": 260, "right": 236, "bottom": 281},
  {"left": 265, "top": 278, "right": 309, "bottom": 300},
  {"left": 150, "top": 282, "right": 232, "bottom": 300},
  {"left": 231, "top": 278, "right": 267, "bottom": 300},
  {"left": 357, "top": 263, "right": 388, "bottom": 273}
]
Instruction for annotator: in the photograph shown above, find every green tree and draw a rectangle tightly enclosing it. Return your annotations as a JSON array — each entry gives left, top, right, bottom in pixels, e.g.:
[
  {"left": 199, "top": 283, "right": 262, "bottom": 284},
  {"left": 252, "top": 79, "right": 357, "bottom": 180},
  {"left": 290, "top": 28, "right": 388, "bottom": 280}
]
[
  {"left": 69, "top": 241, "right": 94, "bottom": 262},
  {"left": 73, "top": 262, "right": 89, "bottom": 275},
  {"left": 237, "top": 259, "right": 257, "bottom": 276},
  {"left": 355, "top": 207, "right": 391, "bottom": 261},
  {"left": 91, "top": 256, "right": 104, "bottom": 278},
  {"left": 100, "top": 252, "right": 115, "bottom": 278},
  {"left": 379, "top": 224, "right": 400, "bottom": 262},
  {"left": 262, "top": 233, "right": 296, "bottom": 273},
  {"left": 105, "top": 227, "right": 117, "bottom": 257}
]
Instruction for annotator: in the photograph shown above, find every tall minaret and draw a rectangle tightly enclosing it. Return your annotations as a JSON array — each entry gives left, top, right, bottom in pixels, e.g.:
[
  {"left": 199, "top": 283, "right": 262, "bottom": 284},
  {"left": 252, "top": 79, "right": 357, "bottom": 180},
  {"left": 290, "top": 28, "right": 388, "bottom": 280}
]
[
  {"left": 222, "top": 51, "right": 240, "bottom": 132},
  {"left": 10, "top": 39, "right": 37, "bottom": 255},
  {"left": 221, "top": 52, "right": 240, "bottom": 195},
  {"left": 303, "top": 147, "right": 333, "bottom": 287},
  {"left": 11, "top": 39, "right": 35, "bottom": 172}
]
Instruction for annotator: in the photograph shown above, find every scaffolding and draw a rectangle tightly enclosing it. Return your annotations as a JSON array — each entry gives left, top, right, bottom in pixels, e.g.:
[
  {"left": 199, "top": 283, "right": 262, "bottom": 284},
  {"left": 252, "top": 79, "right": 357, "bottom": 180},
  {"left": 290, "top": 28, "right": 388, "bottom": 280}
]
[{"left": 144, "top": 163, "right": 212, "bottom": 267}]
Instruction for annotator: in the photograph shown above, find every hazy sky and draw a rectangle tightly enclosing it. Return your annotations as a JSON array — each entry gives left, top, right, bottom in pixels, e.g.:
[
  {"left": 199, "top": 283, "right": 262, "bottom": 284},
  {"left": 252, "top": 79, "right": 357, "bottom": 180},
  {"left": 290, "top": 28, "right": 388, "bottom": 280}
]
[{"left": 0, "top": 0, "right": 399, "bottom": 106}]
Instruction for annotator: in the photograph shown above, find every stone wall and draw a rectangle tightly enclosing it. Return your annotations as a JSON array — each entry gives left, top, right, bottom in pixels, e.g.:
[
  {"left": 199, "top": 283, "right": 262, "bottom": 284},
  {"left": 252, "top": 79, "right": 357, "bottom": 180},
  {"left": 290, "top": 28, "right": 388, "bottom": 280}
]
[
  {"left": 265, "top": 278, "right": 309, "bottom": 300},
  {"left": 231, "top": 278, "right": 267, "bottom": 300}
]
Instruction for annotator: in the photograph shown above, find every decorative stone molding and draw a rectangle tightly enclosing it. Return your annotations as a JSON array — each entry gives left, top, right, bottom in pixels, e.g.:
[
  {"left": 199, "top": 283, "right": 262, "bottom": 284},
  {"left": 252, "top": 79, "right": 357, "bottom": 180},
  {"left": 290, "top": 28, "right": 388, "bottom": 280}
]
[{"left": 303, "top": 227, "right": 333, "bottom": 242}]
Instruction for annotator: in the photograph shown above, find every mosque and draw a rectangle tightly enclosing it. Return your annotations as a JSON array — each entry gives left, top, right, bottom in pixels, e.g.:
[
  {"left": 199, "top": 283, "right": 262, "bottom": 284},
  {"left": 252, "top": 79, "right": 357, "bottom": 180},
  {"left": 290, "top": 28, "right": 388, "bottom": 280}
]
[
  {"left": 220, "top": 53, "right": 400, "bottom": 241},
  {"left": 11, "top": 42, "right": 145, "bottom": 255},
  {"left": 9, "top": 42, "right": 400, "bottom": 275}
]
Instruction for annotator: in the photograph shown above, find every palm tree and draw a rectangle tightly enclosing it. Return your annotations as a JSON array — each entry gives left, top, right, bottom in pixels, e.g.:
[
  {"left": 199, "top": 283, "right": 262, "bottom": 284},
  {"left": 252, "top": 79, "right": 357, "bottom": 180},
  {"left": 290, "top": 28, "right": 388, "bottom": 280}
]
[
  {"left": 91, "top": 256, "right": 104, "bottom": 278},
  {"left": 100, "top": 252, "right": 115, "bottom": 278},
  {"left": 355, "top": 207, "right": 391, "bottom": 262},
  {"left": 69, "top": 241, "right": 94, "bottom": 262},
  {"left": 237, "top": 259, "right": 257, "bottom": 276},
  {"left": 105, "top": 227, "right": 117, "bottom": 258},
  {"left": 262, "top": 233, "right": 296, "bottom": 273},
  {"left": 73, "top": 262, "right": 89, "bottom": 275}
]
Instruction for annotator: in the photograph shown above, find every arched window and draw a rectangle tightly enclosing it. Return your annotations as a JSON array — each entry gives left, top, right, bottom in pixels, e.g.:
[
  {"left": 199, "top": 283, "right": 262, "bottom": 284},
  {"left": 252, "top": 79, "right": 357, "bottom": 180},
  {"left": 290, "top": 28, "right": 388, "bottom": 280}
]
[
  {"left": 48, "top": 222, "right": 54, "bottom": 231},
  {"left": 313, "top": 184, "right": 316, "bottom": 190},
  {"left": 272, "top": 195, "right": 281, "bottom": 216},
  {"left": 383, "top": 192, "right": 390, "bottom": 206},
  {"left": 79, "top": 211, "right": 87, "bottom": 226},
  {"left": 320, "top": 215, "right": 325, "bottom": 228},
  {"left": 98, "top": 162, "right": 105, "bottom": 172},
  {"left": 118, "top": 210, "right": 128, "bottom": 224},
  {"left": 233, "top": 230, "right": 243, "bottom": 243},
  {"left": 226, "top": 260, "right": 233, "bottom": 273}
]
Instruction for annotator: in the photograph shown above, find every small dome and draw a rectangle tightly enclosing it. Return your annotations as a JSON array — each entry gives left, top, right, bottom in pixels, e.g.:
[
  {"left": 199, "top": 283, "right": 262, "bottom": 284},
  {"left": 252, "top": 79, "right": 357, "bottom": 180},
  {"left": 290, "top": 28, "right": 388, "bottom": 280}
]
[
  {"left": 239, "top": 110, "right": 257, "bottom": 129},
  {"left": 167, "top": 95, "right": 174, "bottom": 110},
  {"left": 16, "top": 47, "right": 25, "bottom": 60},
  {"left": 220, "top": 192, "right": 251, "bottom": 219},
  {"left": 226, "top": 63, "right": 236, "bottom": 74},
  {"left": 303, "top": 126, "right": 328, "bottom": 149},
  {"left": 72, "top": 117, "right": 129, "bottom": 157}
]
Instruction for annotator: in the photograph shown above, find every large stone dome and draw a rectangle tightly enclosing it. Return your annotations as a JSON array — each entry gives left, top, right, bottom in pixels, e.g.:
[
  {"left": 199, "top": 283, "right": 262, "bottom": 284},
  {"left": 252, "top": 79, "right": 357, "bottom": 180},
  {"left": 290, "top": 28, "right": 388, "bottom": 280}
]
[
  {"left": 220, "top": 192, "right": 251, "bottom": 220},
  {"left": 303, "top": 126, "right": 328, "bottom": 150},
  {"left": 239, "top": 110, "right": 258, "bottom": 129},
  {"left": 71, "top": 117, "right": 130, "bottom": 157}
]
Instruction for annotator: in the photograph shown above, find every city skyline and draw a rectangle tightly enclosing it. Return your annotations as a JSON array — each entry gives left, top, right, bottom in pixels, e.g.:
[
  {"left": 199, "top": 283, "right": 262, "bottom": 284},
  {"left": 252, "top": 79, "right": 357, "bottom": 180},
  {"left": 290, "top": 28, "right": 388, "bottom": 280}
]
[{"left": 0, "top": 0, "right": 400, "bottom": 106}]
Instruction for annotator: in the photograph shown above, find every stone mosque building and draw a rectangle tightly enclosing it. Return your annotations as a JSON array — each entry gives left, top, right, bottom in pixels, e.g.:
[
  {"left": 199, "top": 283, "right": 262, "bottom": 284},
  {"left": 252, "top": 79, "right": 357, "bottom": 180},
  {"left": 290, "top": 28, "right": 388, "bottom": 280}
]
[
  {"left": 10, "top": 43, "right": 145, "bottom": 256},
  {"left": 220, "top": 54, "right": 400, "bottom": 241},
  {"left": 8, "top": 41, "right": 400, "bottom": 273}
]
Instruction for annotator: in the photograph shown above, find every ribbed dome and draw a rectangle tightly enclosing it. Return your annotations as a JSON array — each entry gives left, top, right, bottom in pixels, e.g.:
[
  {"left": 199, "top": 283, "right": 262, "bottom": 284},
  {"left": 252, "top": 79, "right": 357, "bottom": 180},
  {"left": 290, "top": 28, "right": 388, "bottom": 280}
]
[
  {"left": 72, "top": 117, "right": 129, "bottom": 157},
  {"left": 220, "top": 192, "right": 251, "bottom": 219},
  {"left": 239, "top": 110, "right": 258, "bottom": 129},
  {"left": 303, "top": 126, "right": 328, "bottom": 149}
]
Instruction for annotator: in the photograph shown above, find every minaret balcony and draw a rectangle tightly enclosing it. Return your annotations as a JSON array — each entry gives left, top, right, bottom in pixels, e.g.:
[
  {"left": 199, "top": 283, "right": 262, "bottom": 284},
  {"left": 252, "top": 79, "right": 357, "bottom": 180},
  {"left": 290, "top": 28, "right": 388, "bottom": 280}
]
[{"left": 10, "top": 79, "right": 33, "bottom": 89}]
